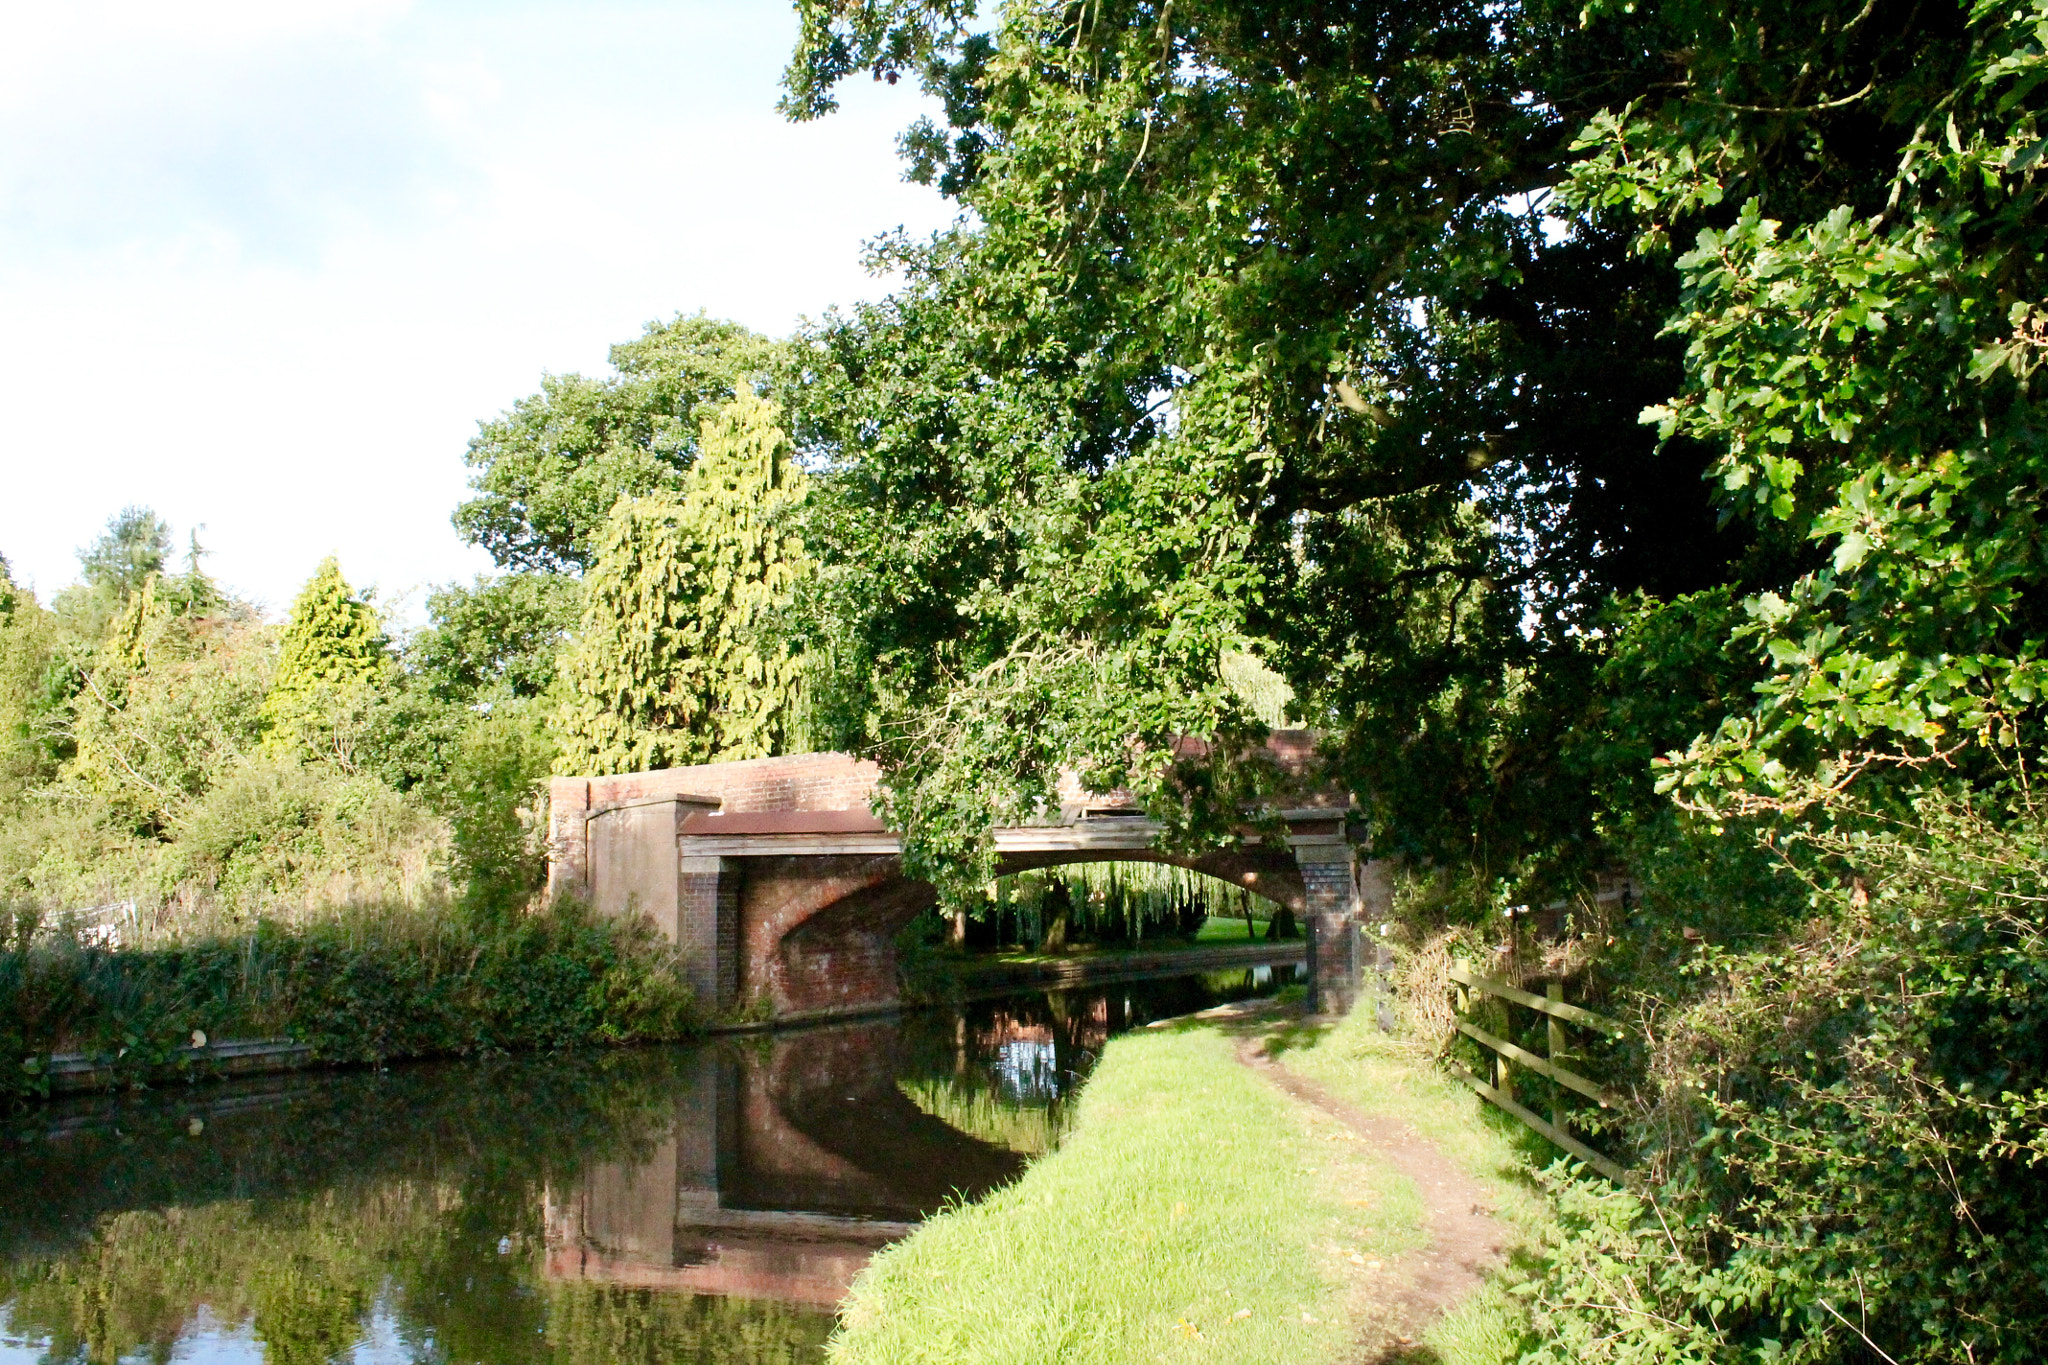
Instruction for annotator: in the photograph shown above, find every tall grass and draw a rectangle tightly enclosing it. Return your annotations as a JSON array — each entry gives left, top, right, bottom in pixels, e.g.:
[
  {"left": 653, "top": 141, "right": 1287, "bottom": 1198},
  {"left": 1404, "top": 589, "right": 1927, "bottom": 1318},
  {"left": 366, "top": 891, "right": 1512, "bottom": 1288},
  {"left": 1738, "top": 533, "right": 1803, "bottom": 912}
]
[{"left": 1, "top": 899, "right": 699, "bottom": 1100}]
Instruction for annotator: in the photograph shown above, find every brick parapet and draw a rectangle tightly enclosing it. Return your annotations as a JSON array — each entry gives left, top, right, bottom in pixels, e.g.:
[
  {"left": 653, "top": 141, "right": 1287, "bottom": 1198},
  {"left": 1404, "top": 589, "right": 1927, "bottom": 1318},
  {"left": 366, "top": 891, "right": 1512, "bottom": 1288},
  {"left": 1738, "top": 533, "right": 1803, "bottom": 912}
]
[
  {"left": 547, "top": 777, "right": 593, "bottom": 901},
  {"left": 582, "top": 753, "right": 882, "bottom": 816},
  {"left": 550, "top": 754, "right": 883, "bottom": 902}
]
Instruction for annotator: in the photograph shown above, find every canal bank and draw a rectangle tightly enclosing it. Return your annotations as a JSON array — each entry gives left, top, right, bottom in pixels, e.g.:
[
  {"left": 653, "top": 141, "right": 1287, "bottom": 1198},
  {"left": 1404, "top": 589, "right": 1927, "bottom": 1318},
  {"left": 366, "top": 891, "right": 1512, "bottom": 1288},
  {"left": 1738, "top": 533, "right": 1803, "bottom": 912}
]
[
  {"left": 27, "top": 943, "right": 1307, "bottom": 1091},
  {"left": 924, "top": 939, "right": 1304, "bottom": 996}
]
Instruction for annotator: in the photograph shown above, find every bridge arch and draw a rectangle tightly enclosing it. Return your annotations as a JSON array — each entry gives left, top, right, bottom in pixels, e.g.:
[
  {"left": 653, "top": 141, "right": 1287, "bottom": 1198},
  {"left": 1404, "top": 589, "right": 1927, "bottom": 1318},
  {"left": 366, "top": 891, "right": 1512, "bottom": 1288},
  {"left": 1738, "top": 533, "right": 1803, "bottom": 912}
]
[{"left": 547, "top": 746, "right": 1380, "bottom": 1023}]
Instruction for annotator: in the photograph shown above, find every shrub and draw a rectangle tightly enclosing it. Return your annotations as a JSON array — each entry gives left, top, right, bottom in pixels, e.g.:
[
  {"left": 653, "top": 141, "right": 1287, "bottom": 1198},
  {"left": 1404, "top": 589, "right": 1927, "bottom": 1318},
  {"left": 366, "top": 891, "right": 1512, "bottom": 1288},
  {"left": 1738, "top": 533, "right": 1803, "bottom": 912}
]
[
  {"left": 1, "top": 901, "right": 699, "bottom": 1102},
  {"left": 1518, "top": 792, "right": 2048, "bottom": 1364}
]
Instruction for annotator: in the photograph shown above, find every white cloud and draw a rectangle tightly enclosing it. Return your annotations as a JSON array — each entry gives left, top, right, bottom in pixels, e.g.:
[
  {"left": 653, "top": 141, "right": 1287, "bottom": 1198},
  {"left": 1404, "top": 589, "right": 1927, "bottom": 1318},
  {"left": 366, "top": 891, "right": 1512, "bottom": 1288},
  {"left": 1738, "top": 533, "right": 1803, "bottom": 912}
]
[{"left": 0, "top": 0, "right": 956, "bottom": 618}]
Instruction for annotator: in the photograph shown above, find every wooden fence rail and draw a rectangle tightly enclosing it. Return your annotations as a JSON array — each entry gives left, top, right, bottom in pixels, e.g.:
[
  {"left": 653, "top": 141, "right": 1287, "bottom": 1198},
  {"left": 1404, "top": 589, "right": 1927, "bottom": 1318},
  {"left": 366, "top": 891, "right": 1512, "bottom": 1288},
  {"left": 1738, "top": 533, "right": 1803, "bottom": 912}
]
[{"left": 1447, "top": 959, "right": 1628, "bottom": 1183}]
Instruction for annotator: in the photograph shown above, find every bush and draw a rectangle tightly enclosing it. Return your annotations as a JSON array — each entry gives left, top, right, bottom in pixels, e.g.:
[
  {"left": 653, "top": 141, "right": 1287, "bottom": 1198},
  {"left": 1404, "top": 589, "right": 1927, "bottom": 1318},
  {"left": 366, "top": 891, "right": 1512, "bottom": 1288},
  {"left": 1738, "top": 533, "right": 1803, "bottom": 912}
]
[
  {"left": 1517, "top": 791, "right": 2048, "bottom": 1365},
  {"left": 1, "top": 901, "right": 699, "bottom": 1102},
  {"left": 443, "top": 702, "right": 554, "bottom": 922},
  {"left": 158, "top": 758, "right": 447, "bottom": 915}
]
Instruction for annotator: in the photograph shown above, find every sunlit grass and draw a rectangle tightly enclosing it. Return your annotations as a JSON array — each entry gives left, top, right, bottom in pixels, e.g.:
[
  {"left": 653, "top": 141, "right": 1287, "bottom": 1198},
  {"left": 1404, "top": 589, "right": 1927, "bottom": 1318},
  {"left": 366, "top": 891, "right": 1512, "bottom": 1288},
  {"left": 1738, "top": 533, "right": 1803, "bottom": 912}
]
[
  {"left": 1193, "top": 913, "right": 1269, "bottom": 943},
  {"left": 829, "top": 1022, "right": 1416, "bottom": 1365}
]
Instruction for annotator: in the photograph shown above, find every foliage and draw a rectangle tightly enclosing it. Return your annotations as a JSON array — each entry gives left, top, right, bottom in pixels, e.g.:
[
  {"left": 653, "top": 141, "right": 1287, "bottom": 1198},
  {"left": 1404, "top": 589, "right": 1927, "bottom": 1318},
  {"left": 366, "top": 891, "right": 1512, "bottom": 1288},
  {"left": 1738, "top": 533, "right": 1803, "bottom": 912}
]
[
  {"left": 1560, "top": 0, "right": 2048, "bottom": 808},
  {"left": 0, "top": 555, "right": 456, "bottom": 921},
  {"left": 0, "top": 521, "right": 583, "bottom": 929},
  {"left": 75, "top": 505, "right": 172, "bottom": 596},
  {"left": 971, "top": 861, "right": 1278, "bottom": 951},
  {"left": 456, "top": 313, "right": 782, "bottom": 573},
  {"left": 1516, "top": 789, "right": 2048, "bottom": 1365},
  {"left": 410, "top": 571, "right": 581, "bottom": 703},
  {"left": 62, "top": 576, "right": 275, "bottom": 838},
  {"left": 52, "top": 506, "right": 175, "bottom": 640},
  {"left": 259, "top": 556, "right": 392, "bottom": 763},
  {"left": 555, "top": 390, "right": 810, "bottom": 774},
  {"left": 1, "top": 900, "right": 699, "bottom": 1099},
  {"left": 445, "top": 701, "right": 556, "bottom": 921},
  {"left": 781, "top": 0, "right": 1771, "bottom": 901},
  {"left": 154, "top": 757, "right": 446, "bottom": 915},
  {"left": 0, "top": 565, "right": 60, "bottom": 805}
]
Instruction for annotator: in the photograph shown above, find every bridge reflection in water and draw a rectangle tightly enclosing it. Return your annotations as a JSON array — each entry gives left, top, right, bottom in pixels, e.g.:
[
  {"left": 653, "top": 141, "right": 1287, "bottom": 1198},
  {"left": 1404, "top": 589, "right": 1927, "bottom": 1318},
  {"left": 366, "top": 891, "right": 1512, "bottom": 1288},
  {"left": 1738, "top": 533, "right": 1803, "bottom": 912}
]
[
  {"left": 0, "top": 967, "right": 1296, "bottom": 1365},
  {"left": 543, "top": 981, "right": 1198, "bottom": 1307}
]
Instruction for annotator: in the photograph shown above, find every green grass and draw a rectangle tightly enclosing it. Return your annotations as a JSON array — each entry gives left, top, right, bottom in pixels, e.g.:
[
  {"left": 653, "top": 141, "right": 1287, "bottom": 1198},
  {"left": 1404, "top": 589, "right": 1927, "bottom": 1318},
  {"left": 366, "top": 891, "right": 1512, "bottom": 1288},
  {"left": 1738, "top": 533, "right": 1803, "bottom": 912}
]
[
  {"left": 1193, "top": 913, "right": 1271, "bottom": 943},
  {"left": 832, "top": 1003, "right": 1561, "bottom": 1365},
  {"left": 828, "top": 1021, "right": 1426, "bottom": 1365}
]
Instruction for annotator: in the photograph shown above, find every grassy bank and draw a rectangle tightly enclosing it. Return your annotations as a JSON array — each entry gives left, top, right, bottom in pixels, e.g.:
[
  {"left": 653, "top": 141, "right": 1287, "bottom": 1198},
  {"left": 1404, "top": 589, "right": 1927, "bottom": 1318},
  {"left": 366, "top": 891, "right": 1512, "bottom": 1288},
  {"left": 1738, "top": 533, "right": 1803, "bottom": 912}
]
[
  {"left": 831, "top": 1019, "right": 1424, "bottom": 1365},
  {"left": 1, "top": 902, "right": 699, "bottom": 1101},
  {"left": 829, "top": 1006, "right": 1559, "bottom": 1365}
]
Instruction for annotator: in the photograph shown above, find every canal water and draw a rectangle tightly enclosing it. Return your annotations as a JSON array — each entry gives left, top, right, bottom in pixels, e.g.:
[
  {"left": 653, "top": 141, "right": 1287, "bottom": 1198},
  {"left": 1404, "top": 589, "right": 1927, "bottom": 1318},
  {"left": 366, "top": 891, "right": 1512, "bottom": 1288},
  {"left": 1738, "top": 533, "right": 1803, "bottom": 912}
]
[{"left": 0, "top": 964, "right": 1299, "bottom": 1365}]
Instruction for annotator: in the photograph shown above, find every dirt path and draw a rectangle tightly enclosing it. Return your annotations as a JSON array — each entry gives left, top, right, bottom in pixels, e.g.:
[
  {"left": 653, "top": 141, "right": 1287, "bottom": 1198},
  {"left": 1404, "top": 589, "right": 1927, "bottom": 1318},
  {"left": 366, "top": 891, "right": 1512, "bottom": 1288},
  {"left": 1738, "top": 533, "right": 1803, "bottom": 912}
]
[{"left": 1234, "top": 1033, "right": 1511, "bottom": 1361}]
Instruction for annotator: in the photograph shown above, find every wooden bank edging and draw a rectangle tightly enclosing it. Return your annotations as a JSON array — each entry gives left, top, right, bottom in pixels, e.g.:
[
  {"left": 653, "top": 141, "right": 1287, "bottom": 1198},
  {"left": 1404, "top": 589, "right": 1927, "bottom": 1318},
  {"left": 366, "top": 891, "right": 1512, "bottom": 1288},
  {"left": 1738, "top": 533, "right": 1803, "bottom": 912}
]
[{"left": 38, "top": 1038, "right": 315, "bottom": 1096}]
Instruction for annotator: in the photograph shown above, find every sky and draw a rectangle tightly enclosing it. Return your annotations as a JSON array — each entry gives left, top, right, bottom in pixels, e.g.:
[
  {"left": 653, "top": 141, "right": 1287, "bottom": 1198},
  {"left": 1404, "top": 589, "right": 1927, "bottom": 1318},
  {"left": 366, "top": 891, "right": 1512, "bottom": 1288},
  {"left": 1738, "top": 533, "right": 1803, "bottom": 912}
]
[{"left": 0, "top": 0, "right": 956, "bottom": 621}]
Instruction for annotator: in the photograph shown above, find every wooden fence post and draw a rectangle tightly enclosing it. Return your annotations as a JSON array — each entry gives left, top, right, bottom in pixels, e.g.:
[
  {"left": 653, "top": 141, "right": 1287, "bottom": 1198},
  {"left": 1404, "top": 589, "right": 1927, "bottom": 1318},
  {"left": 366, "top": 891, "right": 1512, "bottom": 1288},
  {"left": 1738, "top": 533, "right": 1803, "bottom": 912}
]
[
  {"left": 1446, "top": 959, "right": 1628, "bottom": 1183},
  {"left": 1547, "top": 981, "right": 1566, "bottom": 1132}
]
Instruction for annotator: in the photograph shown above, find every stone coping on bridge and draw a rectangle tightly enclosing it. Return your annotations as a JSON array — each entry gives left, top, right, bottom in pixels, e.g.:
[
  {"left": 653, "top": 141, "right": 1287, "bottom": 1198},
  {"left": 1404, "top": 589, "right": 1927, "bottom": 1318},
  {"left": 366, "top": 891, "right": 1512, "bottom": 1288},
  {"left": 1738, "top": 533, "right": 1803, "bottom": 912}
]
[{"left": 665, "top": 810, "right": 1348, "bottom": 860}]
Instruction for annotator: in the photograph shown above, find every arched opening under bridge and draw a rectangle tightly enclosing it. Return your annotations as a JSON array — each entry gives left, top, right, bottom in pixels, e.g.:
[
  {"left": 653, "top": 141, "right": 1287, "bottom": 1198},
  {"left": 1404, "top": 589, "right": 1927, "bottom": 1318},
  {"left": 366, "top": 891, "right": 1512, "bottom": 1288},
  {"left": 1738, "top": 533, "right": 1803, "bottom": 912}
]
[{"left": 953, "top": 859, "right": 1301, "bottom": 953}]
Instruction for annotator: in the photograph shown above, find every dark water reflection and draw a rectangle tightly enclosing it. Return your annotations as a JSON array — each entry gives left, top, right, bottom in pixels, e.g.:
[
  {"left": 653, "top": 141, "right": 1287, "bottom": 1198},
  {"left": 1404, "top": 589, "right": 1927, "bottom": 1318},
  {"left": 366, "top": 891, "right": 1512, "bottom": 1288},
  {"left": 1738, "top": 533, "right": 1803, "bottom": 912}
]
[{"left": 0, "top": 965, "right": 1298, "bottom": 1365}]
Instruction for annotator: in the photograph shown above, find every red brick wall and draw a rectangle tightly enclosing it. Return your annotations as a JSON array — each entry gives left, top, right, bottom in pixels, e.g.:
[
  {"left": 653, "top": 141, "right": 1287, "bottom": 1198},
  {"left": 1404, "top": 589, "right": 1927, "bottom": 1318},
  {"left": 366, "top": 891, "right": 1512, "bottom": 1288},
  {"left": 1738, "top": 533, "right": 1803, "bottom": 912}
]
[{"left": 547, "top": 754, "right": 882, "bottom": 900}]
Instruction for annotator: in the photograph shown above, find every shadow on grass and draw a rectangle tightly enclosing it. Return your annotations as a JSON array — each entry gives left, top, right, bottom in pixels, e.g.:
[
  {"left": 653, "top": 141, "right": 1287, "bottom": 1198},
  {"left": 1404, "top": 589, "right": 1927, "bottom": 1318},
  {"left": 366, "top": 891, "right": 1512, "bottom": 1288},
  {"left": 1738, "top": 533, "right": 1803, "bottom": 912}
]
[
  {"left": 1251, "top": 1014, "right": 1334, "bottom": 1059},
  {"left": 1178, "top": 1001, "right": 1335, "bottom": 1060}
]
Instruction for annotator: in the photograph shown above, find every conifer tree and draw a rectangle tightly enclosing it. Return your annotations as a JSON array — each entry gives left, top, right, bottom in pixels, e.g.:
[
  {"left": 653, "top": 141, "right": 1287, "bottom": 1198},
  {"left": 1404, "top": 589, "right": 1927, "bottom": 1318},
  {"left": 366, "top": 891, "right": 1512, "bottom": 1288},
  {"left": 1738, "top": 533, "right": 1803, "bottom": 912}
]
[
  {"left": 555, "top": 390, "right": 809, "bottom": 773},
  {"left": 261, "top": 557, "right": 390, "bottom": 759}
]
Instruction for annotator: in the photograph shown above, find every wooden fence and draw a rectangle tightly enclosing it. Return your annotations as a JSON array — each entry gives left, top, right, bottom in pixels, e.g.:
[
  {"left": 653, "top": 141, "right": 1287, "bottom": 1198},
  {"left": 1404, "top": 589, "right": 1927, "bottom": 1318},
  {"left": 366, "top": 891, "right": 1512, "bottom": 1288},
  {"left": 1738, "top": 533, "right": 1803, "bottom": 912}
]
[{"left": 1447, "top": 959, "right": 1628, "bottom": 1183}]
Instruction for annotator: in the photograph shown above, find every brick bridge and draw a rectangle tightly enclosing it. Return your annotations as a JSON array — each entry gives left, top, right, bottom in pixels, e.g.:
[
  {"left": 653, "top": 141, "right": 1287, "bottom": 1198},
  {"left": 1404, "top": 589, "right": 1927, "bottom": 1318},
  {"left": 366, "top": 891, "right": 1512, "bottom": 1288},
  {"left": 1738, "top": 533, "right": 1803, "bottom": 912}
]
[{"left": 547, "top": 734, "right": 1387, "bottom": 1023}]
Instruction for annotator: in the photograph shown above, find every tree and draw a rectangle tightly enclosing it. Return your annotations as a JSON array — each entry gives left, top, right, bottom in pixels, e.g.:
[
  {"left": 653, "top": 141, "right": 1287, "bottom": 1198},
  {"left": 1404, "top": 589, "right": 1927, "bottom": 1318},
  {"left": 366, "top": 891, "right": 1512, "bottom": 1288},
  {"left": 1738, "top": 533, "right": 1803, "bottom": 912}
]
[
  {"left": 260, "top": 558, "right": 391, "bottom": 762},
  {"left": 77, "top": 506, "right": 172, "bottom": 598},
  {"left": 61, "top": 573, "right": 270, "bottom": 838},
  {"left": 781, "top": 4, "right": 2048, "bottom": 1359},
  {"left": 455, "top": 313, "right": 783, "bottom": 574},
  {"left": 409, "top": 573, "right": 581, "bottom": 704},
  {"left": 1561, "top": 0, "right": 2048, "bottom": 814},
  {"left": 780, "top": 0, "right": 1776, "bottom": 894},
  {"left": 54, "top": 506, "right": 177, "bottom": 640},
  {"left": 0, "top": 559, "right": 60, "bottom": 805},
  {"left": 555, "top": 391, "right": 810, "bottom": 773}
]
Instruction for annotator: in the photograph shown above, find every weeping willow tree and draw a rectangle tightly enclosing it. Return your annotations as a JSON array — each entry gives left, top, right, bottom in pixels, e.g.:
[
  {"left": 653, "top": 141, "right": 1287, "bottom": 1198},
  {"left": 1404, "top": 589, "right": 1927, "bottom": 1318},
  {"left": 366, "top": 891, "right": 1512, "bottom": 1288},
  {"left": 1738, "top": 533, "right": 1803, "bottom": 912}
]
[{"left": 978, "top": 861, "right": 1291, "bottom": 950}]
